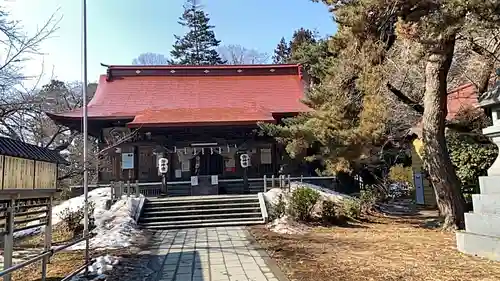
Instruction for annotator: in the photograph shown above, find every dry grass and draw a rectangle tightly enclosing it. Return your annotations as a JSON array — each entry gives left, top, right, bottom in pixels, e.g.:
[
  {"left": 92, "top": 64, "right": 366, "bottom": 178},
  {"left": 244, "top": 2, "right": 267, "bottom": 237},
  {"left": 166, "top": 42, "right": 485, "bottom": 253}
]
[
  {"left": 15, "top": 225, "right": 74, "bottom": 248},
  {"left": 250, "top": 215, "right": 500, "bottom": 281},
  {"left": 9, "top": 249, "right": 130, "bottom": 281}
]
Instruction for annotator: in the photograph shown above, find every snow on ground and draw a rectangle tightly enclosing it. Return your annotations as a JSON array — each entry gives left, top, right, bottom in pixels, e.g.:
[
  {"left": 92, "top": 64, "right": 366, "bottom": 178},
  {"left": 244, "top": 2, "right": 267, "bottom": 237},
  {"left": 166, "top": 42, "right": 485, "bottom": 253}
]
[
  {"left": 263, "top": 182, "right": 354, "bottom": 235},
  {"left": 70, "top": 255, "right": 120, "bottom": 281},
  {"left": 290, "top": 181, "right": 354, "bottom": 203},
  {"left": 267, "top": 215, "right": 310, "bottom": 235},
  {"left": 14, "top": 188, "right": 146, "bottom": 250},
  {"left": 69, "top": 194, "right": 145, "bottom": 250}
]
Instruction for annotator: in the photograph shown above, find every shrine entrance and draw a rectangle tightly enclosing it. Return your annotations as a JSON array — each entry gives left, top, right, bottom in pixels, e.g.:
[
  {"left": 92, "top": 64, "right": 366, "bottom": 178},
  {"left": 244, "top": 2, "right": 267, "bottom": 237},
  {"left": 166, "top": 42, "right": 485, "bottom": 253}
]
[
  {"left": 190, "top": 151, "right": 224, "bottom": 176},
  {"left": 189, "top": 151, "right": 224, "bottom": 195}
]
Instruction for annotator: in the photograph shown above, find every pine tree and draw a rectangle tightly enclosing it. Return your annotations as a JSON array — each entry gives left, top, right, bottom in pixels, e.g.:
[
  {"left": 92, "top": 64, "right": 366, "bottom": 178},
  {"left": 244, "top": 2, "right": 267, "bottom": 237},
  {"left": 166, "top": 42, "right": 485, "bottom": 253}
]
[
  {"left": 272, "top": 37, "right": 291, "bottom": 64},
  {"left": 263, "top": 0, "right": 500, "bottom": 230},
  {"left": 289, "top": 28, "right": 317, "bottom": 55},
  {"left": 170, "top": 0, "right": 225, "bottom": 65}
]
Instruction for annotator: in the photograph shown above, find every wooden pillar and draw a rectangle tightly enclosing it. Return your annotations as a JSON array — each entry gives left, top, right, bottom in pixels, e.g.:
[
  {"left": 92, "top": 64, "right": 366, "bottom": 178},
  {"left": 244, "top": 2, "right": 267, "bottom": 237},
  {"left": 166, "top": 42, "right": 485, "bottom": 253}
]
[
  {"left": 41, "top": 197, "right": 53, "bottom": 281},
  {"left": 133, "top": 145, "right": 139, "bottom": 181},
  {"left": 3, "top": 198, "right": 14, "bottom": 281}
]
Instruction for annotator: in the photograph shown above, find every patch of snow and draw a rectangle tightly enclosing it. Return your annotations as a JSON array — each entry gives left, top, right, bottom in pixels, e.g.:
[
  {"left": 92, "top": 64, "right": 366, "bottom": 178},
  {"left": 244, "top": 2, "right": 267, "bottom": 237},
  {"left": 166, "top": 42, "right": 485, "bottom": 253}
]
[
  {"left": 68, "top": 195, "right": 145, "bottom": 250},
  {"left": 263, "top": 188, "right": 286, "bottom": 206},
  {"left": 14, "top": 188, "right": 115, "bottom": 238},
  {"left": 267, "top": 215, "right": 309, "bottom": 235},
  {"left": 290, "top": 181, "right": 354, "bottom": 203},
  {"left": 70, "top": 255, "right": 120, "bottom": 281},
  {"left": 14, "top": 188, "right": 146, "bottom": 250},
  {"left": 263, "top": 182, "right": 355, "bottom": 234}
]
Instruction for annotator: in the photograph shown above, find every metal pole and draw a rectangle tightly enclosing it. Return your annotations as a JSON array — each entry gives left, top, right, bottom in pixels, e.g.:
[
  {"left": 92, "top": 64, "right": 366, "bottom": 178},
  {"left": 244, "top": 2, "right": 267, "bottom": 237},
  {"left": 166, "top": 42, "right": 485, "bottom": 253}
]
[
  {"left": 81, "top": 0, "right": 90, "bottom": 274},
  {"left": 263, "top": 175, "right": 267, "bottom": 193}
]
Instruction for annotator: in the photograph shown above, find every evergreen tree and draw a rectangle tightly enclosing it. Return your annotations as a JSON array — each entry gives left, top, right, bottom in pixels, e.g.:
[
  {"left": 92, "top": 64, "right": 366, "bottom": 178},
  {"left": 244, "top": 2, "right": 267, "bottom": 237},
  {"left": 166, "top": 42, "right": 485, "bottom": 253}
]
[
  {"left": 289, "top": 28, "right": 317, "bottom": 55},
  {"left": 170, "top": 0, "right": 225, "bottom": 65},
  {"left": 264, "top": 0, "right": 500, "bottom": 230},
  {"left": 272, "top": 37, "right": 291, "bottom": 64},
  {"left": 273, "top": 29, "right": 317, "bottom": 65}
]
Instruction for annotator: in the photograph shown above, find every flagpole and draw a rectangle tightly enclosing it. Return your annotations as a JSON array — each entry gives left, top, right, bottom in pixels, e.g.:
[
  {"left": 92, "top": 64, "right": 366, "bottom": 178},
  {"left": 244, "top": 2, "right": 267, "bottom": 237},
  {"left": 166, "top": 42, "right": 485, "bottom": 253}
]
[{"left": 82, "top": 0, "right": 90, "bottom": 273}]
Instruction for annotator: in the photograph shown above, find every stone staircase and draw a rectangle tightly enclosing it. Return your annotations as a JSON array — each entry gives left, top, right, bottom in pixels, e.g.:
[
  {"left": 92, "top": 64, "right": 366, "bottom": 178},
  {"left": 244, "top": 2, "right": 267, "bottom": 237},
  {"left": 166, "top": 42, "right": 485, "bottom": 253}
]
[
  {"left": 138, "top": 194, "right": 267, "bottom": 229},
  {"left": 456, "top": 176, "right": 500, "bottom": 261}
]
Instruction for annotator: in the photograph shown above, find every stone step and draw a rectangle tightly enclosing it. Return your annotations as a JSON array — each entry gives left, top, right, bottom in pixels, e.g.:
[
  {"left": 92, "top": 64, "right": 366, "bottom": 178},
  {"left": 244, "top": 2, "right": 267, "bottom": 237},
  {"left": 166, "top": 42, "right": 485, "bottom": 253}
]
[
  {"left": 140, "top": 217, "right": 263, "bottom": 227},
  {"left": 472, "top": 194, "right": 500, "bottom": 214},
  {"left": 138, "top": 194, "right": 265, "bottom": 229},
  {"left": 143, "top": 202, "right": 260, "bottom": 211},
  {"left": 479, "top": 176, "right": 500, "bottom": 195},
  {"left": 465, "top": 212, "right": 500, "bottom": 237},
  {"left": 139, "top": 212, "right": 262, "bottom": 222},
  {"left": 148, "top": 194, "right": 258, "bottom": 202},
  {"left": 456, "top": 231, "right": 500, "bottom": 261},
  {"left": 141, "top": 219, "right": 264, "bottom": 230},
  {"left": 146, "top": 196, "right": 258, "bottom": 206},
  {"left": 142, "top": 207, "right": 261, "bottom": 216}
]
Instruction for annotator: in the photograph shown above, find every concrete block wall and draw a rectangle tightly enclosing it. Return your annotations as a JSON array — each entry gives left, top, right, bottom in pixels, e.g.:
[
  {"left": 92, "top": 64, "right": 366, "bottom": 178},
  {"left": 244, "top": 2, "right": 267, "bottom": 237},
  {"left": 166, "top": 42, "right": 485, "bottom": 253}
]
[{"left": 456, "top": 176, "right": 500, "bottom": 261}]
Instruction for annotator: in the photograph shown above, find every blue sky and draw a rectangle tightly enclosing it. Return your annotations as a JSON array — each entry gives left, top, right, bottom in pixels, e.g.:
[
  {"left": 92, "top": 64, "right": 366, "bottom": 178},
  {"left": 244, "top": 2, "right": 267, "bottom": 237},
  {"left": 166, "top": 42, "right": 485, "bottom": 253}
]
[{"left": 5, "top": 0, "right": 336, "bottom": 84}]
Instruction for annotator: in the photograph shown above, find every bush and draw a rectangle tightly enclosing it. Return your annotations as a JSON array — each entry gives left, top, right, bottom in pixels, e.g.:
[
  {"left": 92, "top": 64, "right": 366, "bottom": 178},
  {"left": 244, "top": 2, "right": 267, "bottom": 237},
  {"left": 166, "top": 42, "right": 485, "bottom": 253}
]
[
  {"left": 321, "top": 200, "right": 348, "bottom": 225},
  {"left": 360, "top": 187, "right": 379, "bottom": 206},
  {"left": 58, "top": 201, "right": 96, "bottom": 236},
  {"left": 388, "top": 164, "right": 413, "bottom": 184},
  {"left": 269, "top": 193, "right": 287, "bottom": 220},
  {"left": 288, "top": 187, "right": 320, "bottom": 222},
  {"left": 339, "top": 198, "right": 362, "bottom": 220}
]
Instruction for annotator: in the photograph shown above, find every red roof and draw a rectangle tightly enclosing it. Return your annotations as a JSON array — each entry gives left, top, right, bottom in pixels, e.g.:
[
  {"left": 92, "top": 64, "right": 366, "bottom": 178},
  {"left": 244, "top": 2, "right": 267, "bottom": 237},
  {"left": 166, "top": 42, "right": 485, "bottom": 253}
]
[
  {"left": 128, "top": 107, "right": 275, "bottom": 127},
  {"left": 48, "top": 64, "right": 309, "bottom": 127}
]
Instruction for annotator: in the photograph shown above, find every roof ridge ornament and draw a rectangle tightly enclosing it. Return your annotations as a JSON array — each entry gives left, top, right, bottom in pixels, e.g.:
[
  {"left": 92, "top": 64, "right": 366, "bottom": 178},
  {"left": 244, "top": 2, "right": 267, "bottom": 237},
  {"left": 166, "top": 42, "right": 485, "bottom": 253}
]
[{"left": 106, "top": 67, "right": 113, "bottom": 82}]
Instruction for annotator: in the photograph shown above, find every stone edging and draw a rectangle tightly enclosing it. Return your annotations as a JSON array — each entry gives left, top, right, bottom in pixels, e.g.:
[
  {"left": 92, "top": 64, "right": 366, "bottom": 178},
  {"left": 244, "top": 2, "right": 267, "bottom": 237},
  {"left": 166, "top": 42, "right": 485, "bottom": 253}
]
[{"left": 244, "top": 227, "right": 289, "bottom": 281}]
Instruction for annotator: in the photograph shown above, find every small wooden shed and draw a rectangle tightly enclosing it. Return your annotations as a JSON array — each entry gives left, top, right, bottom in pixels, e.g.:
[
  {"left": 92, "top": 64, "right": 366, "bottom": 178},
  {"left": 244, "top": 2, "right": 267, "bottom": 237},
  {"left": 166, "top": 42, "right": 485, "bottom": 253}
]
[{"left": 0, "top": 137, "right": 68, "bottom": 192}]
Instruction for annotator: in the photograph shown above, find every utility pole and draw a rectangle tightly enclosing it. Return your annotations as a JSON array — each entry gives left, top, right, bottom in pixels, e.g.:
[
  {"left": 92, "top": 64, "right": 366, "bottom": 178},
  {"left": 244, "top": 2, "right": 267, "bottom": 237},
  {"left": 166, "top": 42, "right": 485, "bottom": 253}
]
[{"left": 81, "top": 0, "right": 90, "bottom": 274}]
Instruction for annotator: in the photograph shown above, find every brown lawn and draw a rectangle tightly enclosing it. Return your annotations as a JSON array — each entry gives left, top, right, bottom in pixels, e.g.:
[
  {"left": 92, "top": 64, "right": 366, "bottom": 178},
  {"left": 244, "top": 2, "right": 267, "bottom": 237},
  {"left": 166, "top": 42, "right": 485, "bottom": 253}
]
[
  {"left": 9, "top": 249, "right": 131, "bottom": 281},
  {"left": 249, "top": 215, "right": 500, "bottom": 281}
]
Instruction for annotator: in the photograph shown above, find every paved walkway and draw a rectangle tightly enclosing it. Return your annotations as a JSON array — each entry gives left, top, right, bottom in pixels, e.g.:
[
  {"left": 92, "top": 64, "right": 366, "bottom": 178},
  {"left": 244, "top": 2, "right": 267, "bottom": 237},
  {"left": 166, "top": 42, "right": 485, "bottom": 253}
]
[{"left": 134, "top": 227, "right": 283, "bottom": 281}]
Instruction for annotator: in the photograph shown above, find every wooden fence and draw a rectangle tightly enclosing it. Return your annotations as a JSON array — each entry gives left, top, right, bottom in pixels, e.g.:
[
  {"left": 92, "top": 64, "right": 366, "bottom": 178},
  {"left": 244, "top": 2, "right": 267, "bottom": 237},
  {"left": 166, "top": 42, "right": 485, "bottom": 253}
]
[{"left": 0, "top": 156, "right": 57, "bottom": 190}]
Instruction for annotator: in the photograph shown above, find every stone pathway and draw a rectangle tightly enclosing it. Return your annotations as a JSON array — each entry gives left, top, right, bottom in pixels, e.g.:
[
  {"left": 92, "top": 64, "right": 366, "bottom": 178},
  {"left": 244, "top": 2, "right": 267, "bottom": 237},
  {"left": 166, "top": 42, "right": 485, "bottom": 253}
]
[{"left": 112, "top": 226, "right": 284, "bottom": 281}]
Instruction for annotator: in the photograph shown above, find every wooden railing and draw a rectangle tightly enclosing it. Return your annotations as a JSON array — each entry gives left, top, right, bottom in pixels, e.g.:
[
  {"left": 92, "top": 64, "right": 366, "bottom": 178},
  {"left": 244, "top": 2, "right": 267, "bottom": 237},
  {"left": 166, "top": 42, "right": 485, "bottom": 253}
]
[{"left": 0, "top": 197, "right": 92, "bottom": 281}]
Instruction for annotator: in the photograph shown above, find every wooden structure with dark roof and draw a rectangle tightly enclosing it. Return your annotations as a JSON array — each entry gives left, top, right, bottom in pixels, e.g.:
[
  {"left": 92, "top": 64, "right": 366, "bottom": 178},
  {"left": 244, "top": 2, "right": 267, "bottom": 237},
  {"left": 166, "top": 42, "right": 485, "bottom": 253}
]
[
  {"left": 47, "top": 64, "right": 310, "bottom": 196},
  {"left": 0, "top": 136, "right": 67, "bottom": 198}
]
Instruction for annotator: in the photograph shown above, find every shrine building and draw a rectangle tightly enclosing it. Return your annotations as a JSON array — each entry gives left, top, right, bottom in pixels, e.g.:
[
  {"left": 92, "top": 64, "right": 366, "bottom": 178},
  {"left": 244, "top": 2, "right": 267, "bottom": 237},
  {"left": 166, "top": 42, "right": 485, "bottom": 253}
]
[{"left": 47, "top": 64, "right": 310, "bottom": 195}]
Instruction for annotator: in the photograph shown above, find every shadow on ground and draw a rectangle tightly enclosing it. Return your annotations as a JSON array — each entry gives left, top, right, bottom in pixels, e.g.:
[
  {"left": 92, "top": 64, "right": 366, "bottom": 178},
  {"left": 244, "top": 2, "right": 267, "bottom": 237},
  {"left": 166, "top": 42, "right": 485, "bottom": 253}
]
[{"left": 106, "top": 249, "right": 211, "bottom": 281}]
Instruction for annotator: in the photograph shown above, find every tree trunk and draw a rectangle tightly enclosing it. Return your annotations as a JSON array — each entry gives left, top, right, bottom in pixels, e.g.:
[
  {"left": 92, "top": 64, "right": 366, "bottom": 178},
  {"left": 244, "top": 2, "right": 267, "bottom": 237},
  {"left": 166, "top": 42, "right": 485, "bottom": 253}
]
[{"left": 422, "top": 37, "right": 466, "bottom": 230}]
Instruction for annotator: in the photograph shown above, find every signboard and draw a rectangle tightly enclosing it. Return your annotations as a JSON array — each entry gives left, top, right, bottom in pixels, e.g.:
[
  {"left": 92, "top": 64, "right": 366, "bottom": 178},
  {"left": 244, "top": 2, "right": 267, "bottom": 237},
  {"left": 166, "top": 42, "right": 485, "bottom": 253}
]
[
  {"left": 211, "top": 175, "right": 218, "bottom": 185},
  {"left": 260, "top": 148, "right": 272, "bottom": 164},
  {"left": 121, "top": 153, "right": 134, "bottom": 170},
  {"left": 414, "top": 172, "right": 425, "bottom": 205},
  {"left": 191, "top": 176, "right": 199, "bottom": 186}
]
